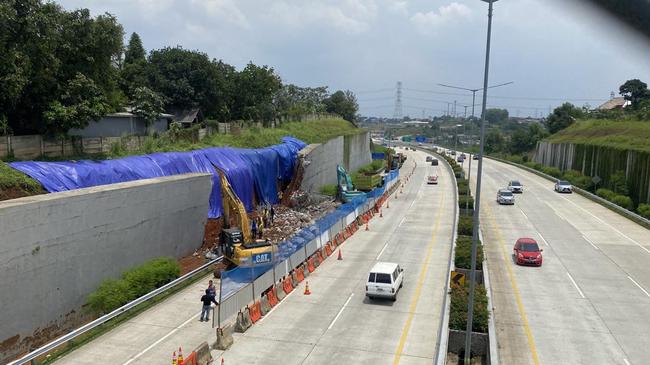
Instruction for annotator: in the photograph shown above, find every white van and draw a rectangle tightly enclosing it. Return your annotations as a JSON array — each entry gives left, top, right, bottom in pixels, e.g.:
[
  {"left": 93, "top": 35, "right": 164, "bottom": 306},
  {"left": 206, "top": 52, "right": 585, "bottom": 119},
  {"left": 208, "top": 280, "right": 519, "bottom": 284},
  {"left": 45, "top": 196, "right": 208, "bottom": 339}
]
[{"left": 366, "top": 262, "right": 404, "bottom": 301}]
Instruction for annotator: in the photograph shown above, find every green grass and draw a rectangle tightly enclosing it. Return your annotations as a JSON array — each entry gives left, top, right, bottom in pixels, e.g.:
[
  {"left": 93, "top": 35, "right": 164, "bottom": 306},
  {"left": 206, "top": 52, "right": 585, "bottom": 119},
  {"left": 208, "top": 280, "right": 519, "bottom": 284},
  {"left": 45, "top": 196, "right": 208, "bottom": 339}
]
[
  {"left": 0, "top": 162, "right": 45, "bottom": 199},
  {"left": 546, "top": 119, "right": 650, "bottom": 153}
]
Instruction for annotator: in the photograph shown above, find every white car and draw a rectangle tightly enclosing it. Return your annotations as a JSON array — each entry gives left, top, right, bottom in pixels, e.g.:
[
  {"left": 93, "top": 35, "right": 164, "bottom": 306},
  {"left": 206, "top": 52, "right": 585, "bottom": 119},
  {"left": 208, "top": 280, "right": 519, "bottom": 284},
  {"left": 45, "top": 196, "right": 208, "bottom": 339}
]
[
  {"left": 496, "top": 189, "right": 515, "bottom": 205},
  {"left": 427, "top": 175, "right": 438, "bottom": 184},
  {"left": 507, "top": 180, "right": 523, "bottom": 193},
  {"left": 555, "top": 180, "right": 573, "bottom": 193},
  {"left": 366, "top": 262, "right": 404, "bottom": 301}
]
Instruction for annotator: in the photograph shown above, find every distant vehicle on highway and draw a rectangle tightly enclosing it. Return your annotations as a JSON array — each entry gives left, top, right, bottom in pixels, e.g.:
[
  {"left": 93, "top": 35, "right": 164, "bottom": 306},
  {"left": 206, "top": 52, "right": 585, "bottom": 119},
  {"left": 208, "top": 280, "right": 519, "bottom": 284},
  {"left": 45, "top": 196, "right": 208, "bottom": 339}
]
[
  {"left": 450, "top": 151, "right": 456, "bottom": 156},
  {"left": 427, "top": 175, "right": 438, "bottom": 185},
  {"left": 507, "top": 180, "right": 523, "bottom": 193},
  {"left": 426, "top": 156, "right": 432, "bottom": 162},
  {"left": 457, "top": 155, "right": 464, "bottom": 163},
  {"left": 366, "top": 262, "right": 404, "bottom": 301},
  {"left": 496, "top": 189, "right": 515, "bottom": 205},
  {"left": 513, "top": 238, "right": 543, "bottom": 266},
  {"left": 554, "top": 180, "right": 573, "bottom": 193},
  {"left": 473, "top": 154, "right": 479, "bottom": 160},
  {"left": 431, "top": 158, "right": 439, "bottom": 166}
]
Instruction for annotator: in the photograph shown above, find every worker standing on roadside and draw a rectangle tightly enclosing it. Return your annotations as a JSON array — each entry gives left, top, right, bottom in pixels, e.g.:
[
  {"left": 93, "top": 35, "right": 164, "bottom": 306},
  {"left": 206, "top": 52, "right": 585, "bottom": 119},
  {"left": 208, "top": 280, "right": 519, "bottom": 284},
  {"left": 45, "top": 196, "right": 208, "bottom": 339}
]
[
  {"left": 200, "top": 289, "right": 218, "bottom": 322},
  {"left": 207, "top": 280, "right": 216, "bottom": 297}
]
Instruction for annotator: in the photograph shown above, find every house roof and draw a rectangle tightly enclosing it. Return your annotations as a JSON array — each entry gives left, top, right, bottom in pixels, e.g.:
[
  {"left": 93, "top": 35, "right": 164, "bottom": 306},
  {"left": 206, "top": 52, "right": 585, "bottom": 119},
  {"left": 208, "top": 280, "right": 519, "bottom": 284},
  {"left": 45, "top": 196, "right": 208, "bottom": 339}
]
[
  {"left": 106, "top": 111, "right": 173, "bottom": 119},
  {"left": 597, "top": 97, "right": 627, "bottom": 110},
  {"left": 173, "top": 109, "right": 201, "bottom": 124}
]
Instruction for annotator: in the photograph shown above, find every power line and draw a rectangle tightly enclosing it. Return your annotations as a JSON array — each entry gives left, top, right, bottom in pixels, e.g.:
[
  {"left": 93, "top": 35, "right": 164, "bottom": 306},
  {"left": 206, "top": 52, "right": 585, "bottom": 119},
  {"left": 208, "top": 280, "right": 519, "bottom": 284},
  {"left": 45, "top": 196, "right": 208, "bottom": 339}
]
[{"left": 393, "top": 81, "right": 403, "bottom": 119}]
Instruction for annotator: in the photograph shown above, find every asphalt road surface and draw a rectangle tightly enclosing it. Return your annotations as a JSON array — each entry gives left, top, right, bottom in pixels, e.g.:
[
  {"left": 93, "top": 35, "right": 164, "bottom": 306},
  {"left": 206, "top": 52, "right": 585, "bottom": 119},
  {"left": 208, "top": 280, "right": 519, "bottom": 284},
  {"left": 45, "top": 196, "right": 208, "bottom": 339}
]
[
  {"left": 54, "top": 149, "right": 456, "bottom": 365},
  {"left": 462, "top": 156, "right": 650, "bottom": 365}
]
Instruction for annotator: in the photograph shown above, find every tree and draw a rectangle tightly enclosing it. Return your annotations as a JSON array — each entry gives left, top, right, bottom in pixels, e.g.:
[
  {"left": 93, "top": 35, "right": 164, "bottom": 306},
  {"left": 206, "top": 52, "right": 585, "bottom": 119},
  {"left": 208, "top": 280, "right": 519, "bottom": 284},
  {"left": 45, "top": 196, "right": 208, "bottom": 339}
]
[
  {"left": 124, "top": 32, "right": 145, "bottom": 65},
  {"left": 147, "top": 46, "right": 225, "bottom": 117},
  {"left": 484, "top": 129, "right": 505, "bottom": 153},
  {"left": 324, "top": 90, "right": 358, "bottom": 123},
  {"left": 274, "top": 84, "right": 328, "bottom": 121},
  {"left": 484, "top": 108, "right": 509, "bottom": 124},
  {"left": 43, "top": 73, "right": 109, "bottom": 136},
  {"left": 546, "top": 102, "right": 583, "bottom": 134},
  {"left": 131, "top": 86, "right": 164, "bottom": 131},
  {"left": 231, "top": 62, "right": 282, "bottom": 124},
  {"left": 619, "top": 79, "right": 650, "bottom": 108}
]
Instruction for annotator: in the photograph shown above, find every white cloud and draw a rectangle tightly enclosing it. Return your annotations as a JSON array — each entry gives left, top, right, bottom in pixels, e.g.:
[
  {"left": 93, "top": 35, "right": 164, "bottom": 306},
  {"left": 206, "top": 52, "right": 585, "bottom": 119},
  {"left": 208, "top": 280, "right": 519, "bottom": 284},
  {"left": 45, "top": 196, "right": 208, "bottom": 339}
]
[
  {"left": 191, "top": 0, "right": 250, "bottom": 29},
  {"left": 410, "top": 2, "right": 472, "bottom": 35},
  {"left": 388, "top": 1, "right": 408, "bottom": 16},
  {"left": 267, "top": 1, "right": 378, "bottom": 34}
]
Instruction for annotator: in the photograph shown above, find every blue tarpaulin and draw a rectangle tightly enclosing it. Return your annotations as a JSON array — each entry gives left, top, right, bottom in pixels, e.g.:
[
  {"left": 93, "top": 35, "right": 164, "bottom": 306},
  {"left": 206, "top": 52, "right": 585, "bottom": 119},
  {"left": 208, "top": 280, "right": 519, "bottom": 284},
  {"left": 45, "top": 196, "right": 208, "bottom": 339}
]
[
  {"left": 371, "top": 152, "right": 385, "bottom": 160},
  {"left": 9, "top": 136, "right": 307, "bottom": 218}
]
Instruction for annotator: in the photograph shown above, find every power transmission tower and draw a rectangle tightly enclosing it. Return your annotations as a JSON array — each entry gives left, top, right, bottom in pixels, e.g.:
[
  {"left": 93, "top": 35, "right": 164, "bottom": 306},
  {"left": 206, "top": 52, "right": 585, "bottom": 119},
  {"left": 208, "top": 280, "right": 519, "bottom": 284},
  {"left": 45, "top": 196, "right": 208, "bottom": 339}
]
[{"left": 393, "top": 81, "right": 403, "bottom": 120}]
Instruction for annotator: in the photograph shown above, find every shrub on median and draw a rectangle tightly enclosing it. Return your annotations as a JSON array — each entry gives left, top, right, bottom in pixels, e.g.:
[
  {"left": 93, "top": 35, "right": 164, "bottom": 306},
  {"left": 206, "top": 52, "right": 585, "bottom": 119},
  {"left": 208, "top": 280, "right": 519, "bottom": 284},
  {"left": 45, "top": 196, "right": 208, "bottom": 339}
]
[
  {"left": 87, "top": 257, "right": 181, "bottom": 314},
  {"left": 449, "top": 283, "right": 489, "bottom": 333},
  {"left": 458, "top": 195, "right": 474, "bottom": 210},
  {"left": 540, "top": 166, "right": 562, "bottom": 178},
  {"left": 457, "top": 216, "right": 473, "bottom": 236},
  {"left": 454, "top": 235, "right": 483, "bottom": 271}
]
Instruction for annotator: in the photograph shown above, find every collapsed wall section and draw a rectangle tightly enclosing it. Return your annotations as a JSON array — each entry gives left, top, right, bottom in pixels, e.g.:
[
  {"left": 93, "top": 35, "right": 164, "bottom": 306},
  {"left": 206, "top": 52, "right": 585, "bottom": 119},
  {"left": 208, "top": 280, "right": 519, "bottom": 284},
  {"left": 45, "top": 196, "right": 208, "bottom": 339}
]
[
  {"left": 0, "top": 173, "right": 212, "bottom": 362},
  {"left": 300, "top": 131, "right": 371, "bottom": 193}
]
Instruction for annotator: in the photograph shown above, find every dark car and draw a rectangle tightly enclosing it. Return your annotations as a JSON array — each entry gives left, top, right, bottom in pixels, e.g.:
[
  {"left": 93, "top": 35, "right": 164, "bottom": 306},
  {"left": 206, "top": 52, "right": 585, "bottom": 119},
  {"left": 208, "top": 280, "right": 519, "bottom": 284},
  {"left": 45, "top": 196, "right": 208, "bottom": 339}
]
[
  {"left": 431, "top": 159, "right": 439, "bottom": 166},
  {"left": 473, "top": 154, "right": 479, "bottom": 160},
  {"left": 513, "top": 238, "right": 543, "bottom": 266}
]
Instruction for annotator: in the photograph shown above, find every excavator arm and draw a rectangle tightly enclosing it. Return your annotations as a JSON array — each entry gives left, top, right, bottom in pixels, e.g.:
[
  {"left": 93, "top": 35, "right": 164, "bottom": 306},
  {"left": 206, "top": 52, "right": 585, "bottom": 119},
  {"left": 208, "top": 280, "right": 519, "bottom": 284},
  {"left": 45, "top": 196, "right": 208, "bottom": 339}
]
[{"left": 215, "top": 167, "right": 252, "bottom": 243}]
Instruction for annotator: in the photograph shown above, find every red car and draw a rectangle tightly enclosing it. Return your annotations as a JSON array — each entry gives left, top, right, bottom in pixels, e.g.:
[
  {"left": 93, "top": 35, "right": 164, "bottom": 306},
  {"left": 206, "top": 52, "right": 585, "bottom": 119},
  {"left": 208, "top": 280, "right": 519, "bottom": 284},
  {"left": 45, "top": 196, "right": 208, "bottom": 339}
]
[{"left": 513, "top": 238, "right": 543, "bottom": 266}]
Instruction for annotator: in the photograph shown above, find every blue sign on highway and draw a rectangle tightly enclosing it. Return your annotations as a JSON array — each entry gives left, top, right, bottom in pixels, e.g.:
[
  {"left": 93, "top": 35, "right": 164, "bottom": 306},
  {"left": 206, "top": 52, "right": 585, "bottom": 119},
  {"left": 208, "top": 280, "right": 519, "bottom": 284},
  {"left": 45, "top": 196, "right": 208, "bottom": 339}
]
[{"left": 252, "top": 253, "right": 272, "bottom": 265}]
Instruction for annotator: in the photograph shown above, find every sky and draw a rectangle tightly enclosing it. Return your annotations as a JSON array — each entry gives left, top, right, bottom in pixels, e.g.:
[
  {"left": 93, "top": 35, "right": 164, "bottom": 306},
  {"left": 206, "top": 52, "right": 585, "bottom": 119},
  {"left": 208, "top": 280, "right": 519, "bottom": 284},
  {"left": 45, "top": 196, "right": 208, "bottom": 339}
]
[{"left": 56, "top": 0, "right": 650, "bottom": 118}]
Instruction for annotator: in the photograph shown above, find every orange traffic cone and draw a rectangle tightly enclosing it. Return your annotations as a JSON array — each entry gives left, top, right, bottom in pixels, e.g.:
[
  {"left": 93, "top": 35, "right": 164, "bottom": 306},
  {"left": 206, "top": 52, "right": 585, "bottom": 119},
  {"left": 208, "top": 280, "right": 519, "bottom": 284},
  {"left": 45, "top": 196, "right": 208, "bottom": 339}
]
[
  {"left": 172, "top": 351, "right": 177, "bottom": 365},
  {"left": 338, "top": 249, "right": 343, "bottom": 260},
  {"left": 304, "top": 281, "right": 311, "bottom": 295},
  {"left": 365, "top": 222, "right": 369, "bottom": 231},
  {"left": 177, "top": 347, "right": 183, "bottom": 363}
]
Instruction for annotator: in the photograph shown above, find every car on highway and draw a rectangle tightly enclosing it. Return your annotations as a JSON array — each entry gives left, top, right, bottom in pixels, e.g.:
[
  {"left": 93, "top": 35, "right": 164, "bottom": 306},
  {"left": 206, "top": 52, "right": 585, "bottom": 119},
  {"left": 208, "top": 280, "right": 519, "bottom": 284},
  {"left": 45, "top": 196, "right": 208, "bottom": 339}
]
[
  {"left": 366, "top": 262, "right": 404, "bottom": 301},
  {"left": 473, "top": 154, "right": 479, "bottom": 160},
  {"left": 431, "top": 158, "right": 439, "bottom": 166},
  {"left": 507, "top": 180, "right": 523, "bottom": 193},
  {"left": 496, "top": 189, "right": 515, "bottom": 204},
  {"left": 427, "top": 175, "right": 438, "bottom": 184},
  {"left": 450, "top": 150, "right": 456, "bottom": 156},
  {"left": 555, "top": 180, "right": 573, "bottom": 193},
  {"left": 513, "top": 238, "right": 543, "bottom": 266},
  {"left": 457, "top": 155, "right": 464, "bottom": 163},
  {"left": 426, "top": 156, "right": 432, "bottom": 162}
]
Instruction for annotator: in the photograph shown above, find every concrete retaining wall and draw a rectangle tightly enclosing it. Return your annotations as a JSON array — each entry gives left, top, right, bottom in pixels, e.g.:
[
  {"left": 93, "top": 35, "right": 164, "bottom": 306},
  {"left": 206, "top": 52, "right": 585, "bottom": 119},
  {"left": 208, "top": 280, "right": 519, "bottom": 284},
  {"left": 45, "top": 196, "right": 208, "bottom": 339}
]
[
  {"left": 300, "top": 132, "right": 371, "bottom": 193},
  {"left": 0, "top": 174, "right": 212, "bottom": 362}
]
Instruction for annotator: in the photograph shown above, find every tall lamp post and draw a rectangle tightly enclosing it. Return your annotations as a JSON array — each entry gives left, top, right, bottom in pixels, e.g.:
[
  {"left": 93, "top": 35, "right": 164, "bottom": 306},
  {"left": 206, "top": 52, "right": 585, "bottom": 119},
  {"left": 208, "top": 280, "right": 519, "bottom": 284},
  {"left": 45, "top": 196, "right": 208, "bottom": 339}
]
[
  {"left": 437, "top": 81, "right": 513, "bottom": 118},
  {"left": 465, "top": 0, "right": 499, "bottom": 363}
]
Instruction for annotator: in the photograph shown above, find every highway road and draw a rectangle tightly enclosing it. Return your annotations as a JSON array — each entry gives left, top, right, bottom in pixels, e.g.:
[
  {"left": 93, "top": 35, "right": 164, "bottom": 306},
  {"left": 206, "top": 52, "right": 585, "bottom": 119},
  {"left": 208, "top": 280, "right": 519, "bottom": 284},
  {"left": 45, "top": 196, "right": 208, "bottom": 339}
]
[
  {"left": 53, "top": 149, "right": 456, "bottom": 365},
  {"left": 462, "top": 156, "right": 650, "bottom": 365},
  {"left": 216, "top": 149, "right": 455, "bottom": 364}
]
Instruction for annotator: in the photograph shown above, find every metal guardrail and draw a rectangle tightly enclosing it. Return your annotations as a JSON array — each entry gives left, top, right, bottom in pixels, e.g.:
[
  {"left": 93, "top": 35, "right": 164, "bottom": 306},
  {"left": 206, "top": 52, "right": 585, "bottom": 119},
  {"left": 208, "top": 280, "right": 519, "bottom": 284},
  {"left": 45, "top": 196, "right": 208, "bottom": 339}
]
[
  {"left": 8, "top": 256, "right": 222, "bottom": 365},
  {"left": 489, "top": 156, "right": 650, "bottom": 230}
]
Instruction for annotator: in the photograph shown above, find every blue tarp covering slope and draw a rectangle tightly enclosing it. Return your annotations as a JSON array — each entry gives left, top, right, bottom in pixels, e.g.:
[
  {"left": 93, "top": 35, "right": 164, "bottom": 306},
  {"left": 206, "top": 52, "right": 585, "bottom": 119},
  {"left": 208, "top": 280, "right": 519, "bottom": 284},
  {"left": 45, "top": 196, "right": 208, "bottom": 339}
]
[{"left": 9, "top": 136, "right": 307, "bottom": 218}]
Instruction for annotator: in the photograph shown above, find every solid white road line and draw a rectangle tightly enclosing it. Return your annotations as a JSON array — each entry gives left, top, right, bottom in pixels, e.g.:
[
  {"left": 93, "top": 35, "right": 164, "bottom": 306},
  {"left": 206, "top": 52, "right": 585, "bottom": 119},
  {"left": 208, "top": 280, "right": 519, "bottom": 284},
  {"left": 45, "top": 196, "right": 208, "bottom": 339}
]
[
  {"left": 398, "top": 216, "right": 406, "bottom": 227},
  {"left": 537, "top": 231, "right": 551, "bottom": 248},
  {"left": 328, "top": 293, "right": 354, "bottom": 330},
  {"left": 628, "top": 276, "right": 650, "bottom": 298},
  {"left": 122, "top": 311, "right": 200, "bottom": 365},
  {"left": 376, "top": 242, "right": 389, "bottom": 261},
  {"left": 582, "top": 235, "right": 600, "bottom": 250},
  {"left": 624, "top": 358, "right": 631, "bottom": 365},
  {"left": 566, "top": 272, "right": 585, "bottom": 299}
]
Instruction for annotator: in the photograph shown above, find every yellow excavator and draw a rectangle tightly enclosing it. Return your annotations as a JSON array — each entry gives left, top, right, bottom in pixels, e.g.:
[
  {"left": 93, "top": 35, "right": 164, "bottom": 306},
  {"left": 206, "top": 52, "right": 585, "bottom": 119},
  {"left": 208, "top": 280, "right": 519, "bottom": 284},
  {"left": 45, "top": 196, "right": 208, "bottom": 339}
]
[{"left": 215, "top": 167, "right": 276, "bottom": 267}]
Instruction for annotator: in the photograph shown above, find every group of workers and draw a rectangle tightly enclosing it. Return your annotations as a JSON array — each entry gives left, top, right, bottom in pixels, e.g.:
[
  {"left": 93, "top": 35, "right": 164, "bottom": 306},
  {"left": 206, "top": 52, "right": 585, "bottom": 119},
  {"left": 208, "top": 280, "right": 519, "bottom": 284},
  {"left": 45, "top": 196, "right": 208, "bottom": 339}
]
[{"left": 251, "top": 204, "right": 275, "bottom": 239}]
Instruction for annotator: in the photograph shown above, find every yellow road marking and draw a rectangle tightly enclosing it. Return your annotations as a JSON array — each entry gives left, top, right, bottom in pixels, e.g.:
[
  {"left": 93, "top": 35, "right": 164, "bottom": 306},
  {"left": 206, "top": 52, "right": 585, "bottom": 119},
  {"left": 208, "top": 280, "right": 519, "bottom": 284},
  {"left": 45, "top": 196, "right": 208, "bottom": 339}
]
[
  {"left": 392, "top": 193, "right": 445, "bottom": 364},
  {"left": 484, "top": 203, "right": 540, "bottom": 365}
]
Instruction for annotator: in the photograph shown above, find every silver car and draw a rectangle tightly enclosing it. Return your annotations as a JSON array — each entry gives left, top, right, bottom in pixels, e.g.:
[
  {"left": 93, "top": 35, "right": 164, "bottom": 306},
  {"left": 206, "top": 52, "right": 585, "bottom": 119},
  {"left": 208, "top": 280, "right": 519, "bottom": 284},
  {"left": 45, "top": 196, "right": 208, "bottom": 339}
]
[
  {"left": 554, "top": 180, "right": 573, "bottom": 193},
  {"left": 507, "top": 180, "right": 523, "bottom": 193},
  {"left": 497, "top": 189, "right": 515, "bottom": 205}
]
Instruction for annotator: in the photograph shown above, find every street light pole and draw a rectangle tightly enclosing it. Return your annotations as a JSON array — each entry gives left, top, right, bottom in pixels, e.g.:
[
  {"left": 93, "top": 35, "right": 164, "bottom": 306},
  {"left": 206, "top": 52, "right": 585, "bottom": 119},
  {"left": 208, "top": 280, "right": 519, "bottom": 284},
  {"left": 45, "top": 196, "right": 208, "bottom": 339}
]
[
  {"left": 465, "top": 0, "right": 497, "bottom": 363},
  {"left": 438, "top": 82, "right": 513, "bottom": 119}
]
